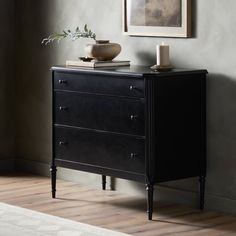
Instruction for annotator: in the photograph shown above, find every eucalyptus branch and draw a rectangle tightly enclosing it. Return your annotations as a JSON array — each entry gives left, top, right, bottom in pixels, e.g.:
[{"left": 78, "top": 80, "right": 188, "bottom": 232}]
[{"left": 42, "top": 24, "right": 96, "bottom": 45}]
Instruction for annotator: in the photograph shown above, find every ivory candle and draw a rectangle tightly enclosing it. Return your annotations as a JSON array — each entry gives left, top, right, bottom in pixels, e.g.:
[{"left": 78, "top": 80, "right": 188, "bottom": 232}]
[{"left": 156, "top": 42, "right": 170, "bottom": 66}]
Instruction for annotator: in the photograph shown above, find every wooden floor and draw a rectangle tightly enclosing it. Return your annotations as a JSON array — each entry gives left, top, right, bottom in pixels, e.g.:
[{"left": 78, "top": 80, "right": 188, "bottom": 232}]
[{"left": 0, "top": 173, "right": 236, "bottom": 236}]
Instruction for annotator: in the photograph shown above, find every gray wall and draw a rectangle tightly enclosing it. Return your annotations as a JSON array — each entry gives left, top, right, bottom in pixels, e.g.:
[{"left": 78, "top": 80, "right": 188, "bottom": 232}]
[
  {"left": 14, "top": 0, "right": 236, "bottom": 213},
  {"left": 0, "top": 0, "right": 15, "bottom": 170}
]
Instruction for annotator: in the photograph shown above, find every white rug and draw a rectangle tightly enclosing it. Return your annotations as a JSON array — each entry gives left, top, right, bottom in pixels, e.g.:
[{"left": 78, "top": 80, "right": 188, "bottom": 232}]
[{"left": 0, "top": 202, "right": 131, "bottom": 236}]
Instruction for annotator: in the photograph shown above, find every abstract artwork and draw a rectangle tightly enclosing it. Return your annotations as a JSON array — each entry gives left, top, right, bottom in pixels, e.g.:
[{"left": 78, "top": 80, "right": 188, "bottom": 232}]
[{"left": 123, "top": 0, "right": 191, "bottom": 37}]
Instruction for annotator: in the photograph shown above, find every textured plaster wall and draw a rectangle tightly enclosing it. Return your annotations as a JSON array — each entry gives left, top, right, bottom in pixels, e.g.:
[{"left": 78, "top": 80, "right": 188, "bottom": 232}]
[
  {"left": 15, "top": 0, "right": 236, "bottom": 211},
  {"left": 0, "top": 0, "right": 15, "bottom": 169}
]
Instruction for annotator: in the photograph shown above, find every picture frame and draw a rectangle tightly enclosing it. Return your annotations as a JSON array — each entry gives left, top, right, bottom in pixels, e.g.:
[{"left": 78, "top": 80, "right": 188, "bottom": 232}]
[{"left": 123, "top": 0, "right": 191, "bottom": 37}]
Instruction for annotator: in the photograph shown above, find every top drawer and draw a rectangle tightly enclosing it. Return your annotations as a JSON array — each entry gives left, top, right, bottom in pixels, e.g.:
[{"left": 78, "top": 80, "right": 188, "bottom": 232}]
[{"left": 53, "top": 71, "right": 144, "bottom": 98}]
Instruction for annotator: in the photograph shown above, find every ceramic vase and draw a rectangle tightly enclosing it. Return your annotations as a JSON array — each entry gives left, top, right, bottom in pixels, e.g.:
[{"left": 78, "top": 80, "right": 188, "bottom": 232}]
[{"left": 85, "top": 40, "right": 121, "bottom": 61}]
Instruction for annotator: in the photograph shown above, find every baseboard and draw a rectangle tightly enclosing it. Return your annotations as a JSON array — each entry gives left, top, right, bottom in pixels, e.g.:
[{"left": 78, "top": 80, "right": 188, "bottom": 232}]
[
  {"left": 15, "top": 158, "right": 51, "bottom": 177},
  {"left": 15, "top": 158, "right": 236, "bottom": 214},
  {"left": 0, "top": 158, "right": 15, "bottom": 172},
  {"left": 15, "top": 158, "right": 109, "bottom": 189}
]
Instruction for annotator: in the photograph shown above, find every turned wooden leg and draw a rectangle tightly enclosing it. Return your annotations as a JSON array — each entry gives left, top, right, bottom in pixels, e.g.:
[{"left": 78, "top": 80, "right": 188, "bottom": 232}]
[
  {"left": 199, "top": 175, "right": 206, "bottom": 210},
  {"left": 102, "top": 175, "right": 106, "bottom": 190},
  {"left": 50, "top": 165, "right": 57, "bottom": 198},
  {"left": 146, "top": 183, "right": 154, "bottom": 220}
]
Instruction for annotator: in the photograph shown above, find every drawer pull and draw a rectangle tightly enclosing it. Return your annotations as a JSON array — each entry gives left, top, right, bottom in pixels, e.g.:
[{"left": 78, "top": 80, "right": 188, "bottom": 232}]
[
  {"left": 130, "top": 115, "right": 138, "bottom": 121},
  {"left": 130, "top": 153, "right": 138, "bottom": 159},
  {"left": 58, "top": 79, "right": 67, "bottom": 84},
  {"left": 129, "top": 85, "right": 137, "bottom": 91},
  {"left": 59, "top": 106, "right": 68, "bottom": 111},
  {"left": 59, "top": 141, "right": 67, "bottom": 146}
]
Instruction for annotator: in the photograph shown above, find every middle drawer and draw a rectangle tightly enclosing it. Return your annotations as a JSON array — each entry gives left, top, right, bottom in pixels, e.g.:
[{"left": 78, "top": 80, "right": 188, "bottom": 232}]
[{"left": 54, "top": 91, "right": 145, "bottom": 136}]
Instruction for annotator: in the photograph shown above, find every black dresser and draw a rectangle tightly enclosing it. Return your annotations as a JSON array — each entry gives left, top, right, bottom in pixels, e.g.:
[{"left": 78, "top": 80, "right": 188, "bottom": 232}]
[{"left": 51, "top": 65, "right": 207, "bottom": 220}]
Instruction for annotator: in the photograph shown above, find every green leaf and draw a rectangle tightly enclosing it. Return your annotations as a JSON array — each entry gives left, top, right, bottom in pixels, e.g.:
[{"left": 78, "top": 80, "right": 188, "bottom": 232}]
[{"left": 42, "top": 24, "right": 96, "bottom": 45}]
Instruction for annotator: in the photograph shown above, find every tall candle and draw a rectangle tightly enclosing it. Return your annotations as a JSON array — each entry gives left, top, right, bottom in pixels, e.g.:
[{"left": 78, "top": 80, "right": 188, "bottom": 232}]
[{"left": 156, "top": 42, "right": 170, "bottom": 66}]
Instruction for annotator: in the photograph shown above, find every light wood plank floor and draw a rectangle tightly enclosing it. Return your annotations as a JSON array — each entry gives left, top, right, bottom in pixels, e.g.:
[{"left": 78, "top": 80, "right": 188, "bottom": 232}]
[{"left": 0, "top": 173, "right": 236, "bottom": 236}]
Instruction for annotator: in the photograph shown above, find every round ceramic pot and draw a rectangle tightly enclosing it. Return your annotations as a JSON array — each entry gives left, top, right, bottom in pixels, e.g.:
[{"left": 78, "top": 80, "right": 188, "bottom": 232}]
[{"left": 85, "top": 40, "right": 121, "bottom": 61}]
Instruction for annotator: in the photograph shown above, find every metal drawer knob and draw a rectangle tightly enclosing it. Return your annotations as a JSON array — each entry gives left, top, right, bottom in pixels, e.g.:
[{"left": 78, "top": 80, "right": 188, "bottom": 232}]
[
  {"left": 59, "top": 106, "right": 68, "bottom": 111},
  {"left": 130, "top": 115, "right": 138, "bottom": 120},
  {"left": 129, "top": 85, "right": 137, "bottom": 91},
  {"left": 130, "top": 153, "right": 138, "bottom": 158},
  {"left": 59, "top": 141, "right": 67, "bottom": 146},
  {"left": 59, "top": 79, "right": 67, "bottom": 84}
]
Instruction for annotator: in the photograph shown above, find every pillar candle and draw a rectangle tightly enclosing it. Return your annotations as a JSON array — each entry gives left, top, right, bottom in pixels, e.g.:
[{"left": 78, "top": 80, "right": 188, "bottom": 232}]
[{"left": 156, "top": 42, "right": 170, "bottom": 66}]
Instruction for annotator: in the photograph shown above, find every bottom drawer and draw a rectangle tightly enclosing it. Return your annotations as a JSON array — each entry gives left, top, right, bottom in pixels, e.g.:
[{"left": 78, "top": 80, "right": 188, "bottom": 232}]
[{"left": 54, "top": 126, "right": 145, "bottom": 174}]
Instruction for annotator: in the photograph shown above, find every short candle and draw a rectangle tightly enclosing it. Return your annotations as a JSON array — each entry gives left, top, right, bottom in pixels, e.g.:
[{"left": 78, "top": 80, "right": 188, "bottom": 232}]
[{"left": 156, "top": 42, "right": 170, "bottom": 67}]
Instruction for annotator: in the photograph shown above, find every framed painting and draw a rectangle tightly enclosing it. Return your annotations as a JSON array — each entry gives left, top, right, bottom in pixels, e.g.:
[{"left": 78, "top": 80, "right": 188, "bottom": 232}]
[{"left": 123, "top": 0, "right": 191, "bottom": 37}]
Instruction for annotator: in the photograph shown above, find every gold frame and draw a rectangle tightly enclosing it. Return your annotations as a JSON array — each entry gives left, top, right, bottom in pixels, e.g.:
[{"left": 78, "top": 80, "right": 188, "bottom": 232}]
[{"left": 123, "top": 0, "right": 191, "bottom": 37}]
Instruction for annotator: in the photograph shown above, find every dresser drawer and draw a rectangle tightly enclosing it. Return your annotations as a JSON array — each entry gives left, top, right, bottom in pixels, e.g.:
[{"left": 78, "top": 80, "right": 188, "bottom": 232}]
[
  {"left": 54, "top": 126, "right": 145, "bottom": 174},
  {"left": 54, "top": 71, "right": 144, "bottom": 98},
  {"left": 54, "top": 91, "right": 144, "bottom": 136}
]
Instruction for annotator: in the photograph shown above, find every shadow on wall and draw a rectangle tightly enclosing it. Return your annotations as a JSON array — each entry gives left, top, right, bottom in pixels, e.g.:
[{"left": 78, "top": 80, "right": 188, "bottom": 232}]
[
  {"left": 206, "top": 73, "right": 236, "bottom": 200},
  {"left": 15, "top": 0, "right": 58, "bottom": 164},
  {"left": 0, "top": 0, "right": 15, "bottom": 167},
  {"left": 15, "top": 0, "right": 57, "bottom": 70},
  {"left": 191, "top": 0, "right": 197, "bottom": 38},
  {"left": 136, "top": 51, "right": 155, "bottom": 66}
]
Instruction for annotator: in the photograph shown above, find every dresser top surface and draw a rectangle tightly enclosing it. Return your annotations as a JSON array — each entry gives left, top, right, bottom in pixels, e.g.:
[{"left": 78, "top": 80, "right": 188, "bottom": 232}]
[{"left": 51, "top": 65, "right": 207, "bottom": 77}]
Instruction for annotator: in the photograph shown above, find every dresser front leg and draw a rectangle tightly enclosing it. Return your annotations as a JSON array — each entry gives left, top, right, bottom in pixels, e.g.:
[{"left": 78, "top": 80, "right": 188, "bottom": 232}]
[
  {"left": 102, "top": 175, "right": 106, "bottom": 190},
  {"left": 199, "top": 175, "right": 206, "bottom": 210},
  {"left": 50, "top": 165, "right": 57, "bottom": 198},
  {"left": 146, "top": 183, "right": 154, "bottom": 220}
]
